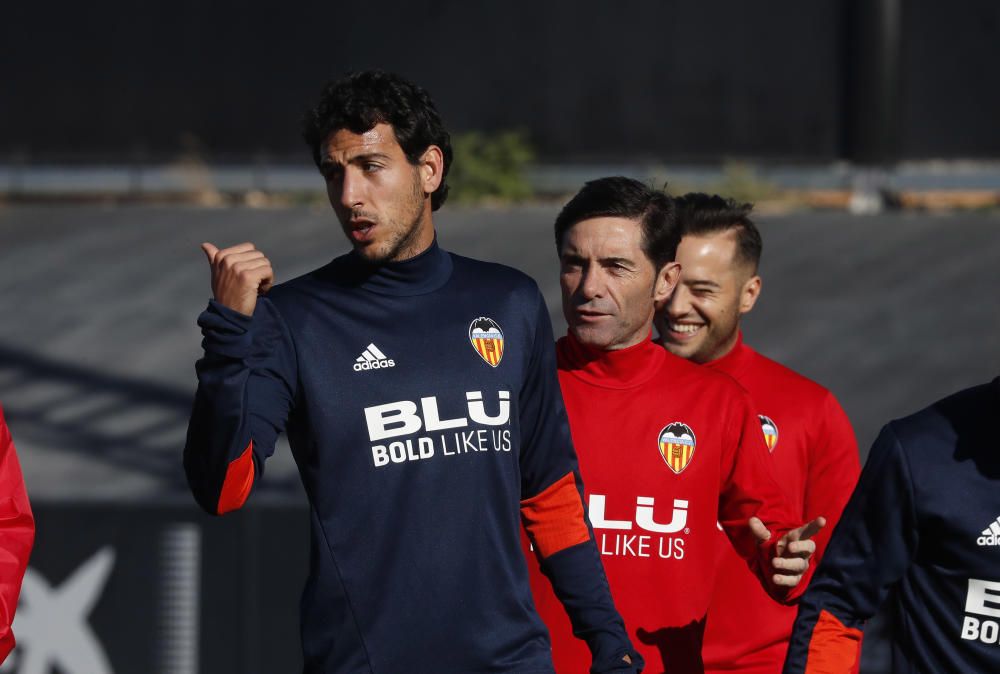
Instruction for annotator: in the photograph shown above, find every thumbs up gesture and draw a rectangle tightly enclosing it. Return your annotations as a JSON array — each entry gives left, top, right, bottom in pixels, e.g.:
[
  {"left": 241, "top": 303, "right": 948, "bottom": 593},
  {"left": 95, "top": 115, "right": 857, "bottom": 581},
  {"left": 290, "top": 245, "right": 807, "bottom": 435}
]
[{"left": 201, "top": 242, "right": 274, "bottom": 317}]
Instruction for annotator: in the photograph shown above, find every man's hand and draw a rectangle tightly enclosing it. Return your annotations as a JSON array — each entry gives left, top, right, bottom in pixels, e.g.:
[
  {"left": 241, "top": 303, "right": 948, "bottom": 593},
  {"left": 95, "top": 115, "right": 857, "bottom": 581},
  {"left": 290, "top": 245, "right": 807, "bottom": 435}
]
[
  {"left": 749, "top": 515, "right": 826, "bottom": 587},
  {"left": 201, "top": 242, "right": 274, "bottom": 317}
]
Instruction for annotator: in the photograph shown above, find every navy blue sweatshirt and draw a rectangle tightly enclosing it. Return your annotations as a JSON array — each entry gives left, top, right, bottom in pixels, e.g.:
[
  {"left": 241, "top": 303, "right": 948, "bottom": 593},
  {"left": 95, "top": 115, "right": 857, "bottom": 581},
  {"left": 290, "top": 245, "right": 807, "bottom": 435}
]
[
  {"left": 783, "top": 377, "right": 1000, "bottom": 673},
  {"left": 184, "top": 241, "right": 638, "bottom": 673}
]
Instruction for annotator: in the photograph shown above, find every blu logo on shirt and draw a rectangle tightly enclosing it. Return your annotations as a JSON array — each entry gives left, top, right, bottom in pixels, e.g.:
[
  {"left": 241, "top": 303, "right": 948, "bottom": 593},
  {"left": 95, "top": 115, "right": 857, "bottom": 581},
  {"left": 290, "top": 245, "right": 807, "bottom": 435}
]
[
  {"left": 365, "top": 391, "right": 513, "bottom": 467},
  {"left": 961, "top": 578, "right": 1000, "bottom": 645},
  {"left": 588, "top": 494, "right": 690, "bottom": 560}
]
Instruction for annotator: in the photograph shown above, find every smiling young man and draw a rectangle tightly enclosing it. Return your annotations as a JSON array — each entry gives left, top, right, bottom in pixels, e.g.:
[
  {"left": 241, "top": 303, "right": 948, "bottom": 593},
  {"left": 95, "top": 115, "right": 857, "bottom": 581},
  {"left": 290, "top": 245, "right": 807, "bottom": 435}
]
[
  {"left": 525, "top": 177, "right": 824, "bottom": 674},
  {"left": 655, "top": 194, "right": 860, "bottom": 674},
  {"left": 184, "top": 71, "right": 639, "bottom": 673}
]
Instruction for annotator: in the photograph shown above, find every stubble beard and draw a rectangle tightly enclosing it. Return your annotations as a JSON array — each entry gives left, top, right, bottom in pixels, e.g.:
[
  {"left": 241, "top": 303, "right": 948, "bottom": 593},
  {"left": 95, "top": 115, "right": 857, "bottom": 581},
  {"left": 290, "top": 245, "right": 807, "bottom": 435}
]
[
  {"left": 689, "top": 317, "right": 741, "bottom": 364},
  {"left": 356, "top": 173, "right": 429, "bottom": 264}
]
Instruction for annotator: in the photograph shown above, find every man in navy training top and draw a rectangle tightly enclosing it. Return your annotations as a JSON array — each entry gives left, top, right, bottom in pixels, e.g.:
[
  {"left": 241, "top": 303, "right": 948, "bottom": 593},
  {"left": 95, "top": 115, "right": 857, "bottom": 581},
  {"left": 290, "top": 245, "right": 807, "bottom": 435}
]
[
  {"left": 184, "top": 71, "right": 640, "bottom": 673},
  {"left": 784, "top": 377, "right": 1000, "bottom": 673}
]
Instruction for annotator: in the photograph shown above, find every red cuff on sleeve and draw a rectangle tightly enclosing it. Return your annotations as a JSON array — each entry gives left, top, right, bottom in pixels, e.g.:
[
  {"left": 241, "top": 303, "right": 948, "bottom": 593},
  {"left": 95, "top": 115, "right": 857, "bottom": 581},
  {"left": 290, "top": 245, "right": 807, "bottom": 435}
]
[
  {"left": 805, "top": 609, "right": 863, "bottom": 673},
  {"left": 520, "top": 472, "right": 590, "bottom": 559},
  {"left": 217, "top": 441, "right": 255, "bottom": 515}
]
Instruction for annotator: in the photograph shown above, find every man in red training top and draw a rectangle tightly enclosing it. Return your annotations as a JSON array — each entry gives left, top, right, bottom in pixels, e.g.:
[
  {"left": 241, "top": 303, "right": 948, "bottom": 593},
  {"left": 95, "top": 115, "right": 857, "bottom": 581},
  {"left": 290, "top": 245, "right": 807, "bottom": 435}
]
[
  {"left": 655, "top": 193, "right": 860, "bottom": 674},
  {"left": 526, "top": 177, "right": 824, "bottom": 674},
  {"left": 0, "top": 404, "right": 34, "bottom": 663}
]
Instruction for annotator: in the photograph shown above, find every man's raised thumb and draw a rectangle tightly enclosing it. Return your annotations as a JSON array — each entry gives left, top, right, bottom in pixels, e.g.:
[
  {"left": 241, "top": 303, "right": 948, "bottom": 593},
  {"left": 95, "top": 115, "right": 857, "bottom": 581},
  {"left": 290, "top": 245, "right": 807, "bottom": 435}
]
[{"left": 201, "top": 242, "right": 219, "bottom": 263}]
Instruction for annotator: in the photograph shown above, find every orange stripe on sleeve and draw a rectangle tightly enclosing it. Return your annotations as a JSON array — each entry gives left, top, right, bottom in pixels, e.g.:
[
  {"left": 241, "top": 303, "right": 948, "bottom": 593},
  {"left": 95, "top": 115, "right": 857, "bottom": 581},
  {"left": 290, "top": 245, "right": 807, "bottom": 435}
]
[
  {"left": 217, "top": 441, "right": 255, "bottom": 515},
  {"left": 520, "top": 472, "right": 590, "bottom": 559},
  {"left": 805, "top": 609, "right": 863, "bottom": 673}
]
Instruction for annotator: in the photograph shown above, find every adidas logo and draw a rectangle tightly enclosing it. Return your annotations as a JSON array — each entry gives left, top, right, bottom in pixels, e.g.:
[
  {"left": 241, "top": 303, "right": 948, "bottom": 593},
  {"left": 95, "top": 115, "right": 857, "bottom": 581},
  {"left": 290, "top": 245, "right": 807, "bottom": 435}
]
[
  {"left": 977, "top": 516, "right": 1000, "bottom": 546},
  {"left": 353, "top": 343, "right": 395, "bottom": 372}
]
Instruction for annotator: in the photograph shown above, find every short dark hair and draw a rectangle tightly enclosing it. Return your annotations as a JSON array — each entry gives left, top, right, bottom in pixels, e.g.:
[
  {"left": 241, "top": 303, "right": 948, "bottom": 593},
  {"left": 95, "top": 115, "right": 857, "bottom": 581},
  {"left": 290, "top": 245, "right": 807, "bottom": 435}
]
[
  {"left": 673, "top": 193, "right": 762, "bottom": 272},
  {"left": 302, "top": 70, "right": 453, "bottom": 211},
  {"left": 554, "top": 177, "right": 679, "bottom": 270}
]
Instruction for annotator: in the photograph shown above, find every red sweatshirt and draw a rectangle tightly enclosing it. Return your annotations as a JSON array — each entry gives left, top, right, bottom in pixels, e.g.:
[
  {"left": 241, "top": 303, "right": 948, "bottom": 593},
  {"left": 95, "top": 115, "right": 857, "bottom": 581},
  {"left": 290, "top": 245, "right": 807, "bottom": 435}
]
[
  {"left": 527, "top": 334, "right": 798, "bottom": 674},
  {"left": 699, "top": 334, "right": 860, "bottom": 674},
  {"left": 0, "top": 405, "right": 34, "bottom": 663}
]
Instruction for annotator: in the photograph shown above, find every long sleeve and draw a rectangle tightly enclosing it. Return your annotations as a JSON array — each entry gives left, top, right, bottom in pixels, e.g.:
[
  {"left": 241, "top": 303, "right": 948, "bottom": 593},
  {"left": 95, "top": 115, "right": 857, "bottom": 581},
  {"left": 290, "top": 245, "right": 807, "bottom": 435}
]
[
  {"left": 183, "top": 298, "right": 298, "bottom": 515},
  {"left": 517, "top": 290, "right": 641, "bottom": 673},
  {"left": 717, "top": 389, "right": 801, "bottom": 602},
  {"left": 0, "top": 405, "right": 34, "bottom": 663},
  {"left": 783, "top": 424, "right": 917, "bottom": 673}
]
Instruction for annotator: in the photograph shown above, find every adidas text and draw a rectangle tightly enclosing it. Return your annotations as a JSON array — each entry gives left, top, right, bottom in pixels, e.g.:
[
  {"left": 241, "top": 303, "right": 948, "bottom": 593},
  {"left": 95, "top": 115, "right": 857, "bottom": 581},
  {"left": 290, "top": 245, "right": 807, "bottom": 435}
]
[
  {"left": 354, "top": 359, "right": 395, "bottom": 372},
  {"left": 978, "top": 534, "right": 1000, "bottom": 546}
]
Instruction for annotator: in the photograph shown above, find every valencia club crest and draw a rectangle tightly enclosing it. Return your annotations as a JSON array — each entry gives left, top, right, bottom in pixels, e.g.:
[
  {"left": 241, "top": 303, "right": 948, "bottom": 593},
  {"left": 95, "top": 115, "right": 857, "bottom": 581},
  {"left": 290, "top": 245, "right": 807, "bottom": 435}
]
[
  {"left": 658, "top": 422, "right": 696, "bottom": 474},
  {"left": 469, "top": 317, "right": 504, "bottom": 367},
  {"left": 759, "top": 415, "right": 779, "bottom": 452}
]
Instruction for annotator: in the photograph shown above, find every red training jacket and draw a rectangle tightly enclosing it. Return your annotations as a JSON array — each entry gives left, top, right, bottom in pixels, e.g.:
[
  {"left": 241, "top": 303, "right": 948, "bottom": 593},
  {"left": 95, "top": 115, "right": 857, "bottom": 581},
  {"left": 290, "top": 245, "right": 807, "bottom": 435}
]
[
  {"left": 526, "top": 334, "right": 799, "bottom": 674},
  {"left": 699, "top": 334, "right": 860, "bottom": 674},
  {"left": 0, "top": 404, "right": 34, "bottom": 663}
]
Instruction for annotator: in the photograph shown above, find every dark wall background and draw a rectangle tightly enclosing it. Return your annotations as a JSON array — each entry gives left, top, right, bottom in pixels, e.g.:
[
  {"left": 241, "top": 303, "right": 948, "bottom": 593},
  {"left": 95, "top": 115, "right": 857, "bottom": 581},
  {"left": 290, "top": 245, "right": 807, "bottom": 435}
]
[
  {"left": 2, "top": 0, "right": 999, "bottom": 162},
  {"left": 899, "top": 0, "right": 1000, "bottom": 158}
]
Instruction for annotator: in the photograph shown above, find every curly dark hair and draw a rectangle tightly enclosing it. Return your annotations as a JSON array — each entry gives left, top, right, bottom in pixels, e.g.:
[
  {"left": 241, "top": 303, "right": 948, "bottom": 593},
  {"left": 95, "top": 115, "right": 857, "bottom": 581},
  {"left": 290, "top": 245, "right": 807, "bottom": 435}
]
[
  {"left": 554, "top": 176, "right": 679, "bottom": 271},
  {"left": 673, "top": 193, "right": 761, "bottom": 272},
  {"left": 302, "top": 70, "right": 453, "bottom": 211}
]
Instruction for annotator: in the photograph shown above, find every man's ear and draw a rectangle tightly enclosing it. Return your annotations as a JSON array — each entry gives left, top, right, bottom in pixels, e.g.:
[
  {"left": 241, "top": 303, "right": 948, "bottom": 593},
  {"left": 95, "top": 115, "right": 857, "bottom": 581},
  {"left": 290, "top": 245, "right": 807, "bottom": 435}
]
[
  {"left": 419, "top": 145, "right": 444, "bottom": 195},
  {"left": 739, "top": 275, "right": 762, "bottom": 315},
  {"left": 654, "top": 261, "right": 681, "bottom": 306}
]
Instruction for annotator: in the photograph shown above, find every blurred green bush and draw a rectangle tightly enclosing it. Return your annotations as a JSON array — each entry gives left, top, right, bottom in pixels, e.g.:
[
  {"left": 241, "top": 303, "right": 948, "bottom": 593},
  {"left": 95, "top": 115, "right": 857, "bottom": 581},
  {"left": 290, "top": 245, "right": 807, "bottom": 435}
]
[
  {"left": 449, "top": 130, "right": 535, "bottom": 204},
  {"left": 710, "top": 161, "right": 777, "bottom": 203}
]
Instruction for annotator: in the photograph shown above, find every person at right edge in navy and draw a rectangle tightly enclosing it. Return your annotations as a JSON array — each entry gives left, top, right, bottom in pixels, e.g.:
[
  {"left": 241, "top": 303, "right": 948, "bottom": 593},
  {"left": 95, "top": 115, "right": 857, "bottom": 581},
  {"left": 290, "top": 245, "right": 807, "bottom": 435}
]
[
  {"left": 183, "top": 70, "right": 641, "bottom": 673},
  {"left": 783, "top": 378, "right": 1000, "bottom": 673}
]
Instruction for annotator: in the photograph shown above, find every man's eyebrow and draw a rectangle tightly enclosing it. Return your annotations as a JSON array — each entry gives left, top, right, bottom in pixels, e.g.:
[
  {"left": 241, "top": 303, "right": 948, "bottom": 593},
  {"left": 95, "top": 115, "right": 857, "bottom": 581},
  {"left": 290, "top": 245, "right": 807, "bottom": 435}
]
[
  {"left": 320, "top": 151, "right": 391, "bottom": 168},
  {"left": 560, "top": 253, "right": 637, "bottom": 267},
  {"left": 348, "top": 151, "right": 391, "bottom": 163},
  {"left": 599, "top": 256, "right": 636, "bottom": 267},
  {"left": 685, "top": 278, "right": 721, "bottom": 289}
]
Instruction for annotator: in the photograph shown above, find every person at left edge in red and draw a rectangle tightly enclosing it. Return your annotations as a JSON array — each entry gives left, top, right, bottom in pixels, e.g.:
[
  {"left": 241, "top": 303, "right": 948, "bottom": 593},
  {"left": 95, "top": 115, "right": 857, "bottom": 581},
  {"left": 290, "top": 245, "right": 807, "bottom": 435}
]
[
  {"left": 524, "top": 177, "right": 825, "bottom": 674},
  {"left": 0, "top": 404, "right": 35, "bottom": 663}
]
